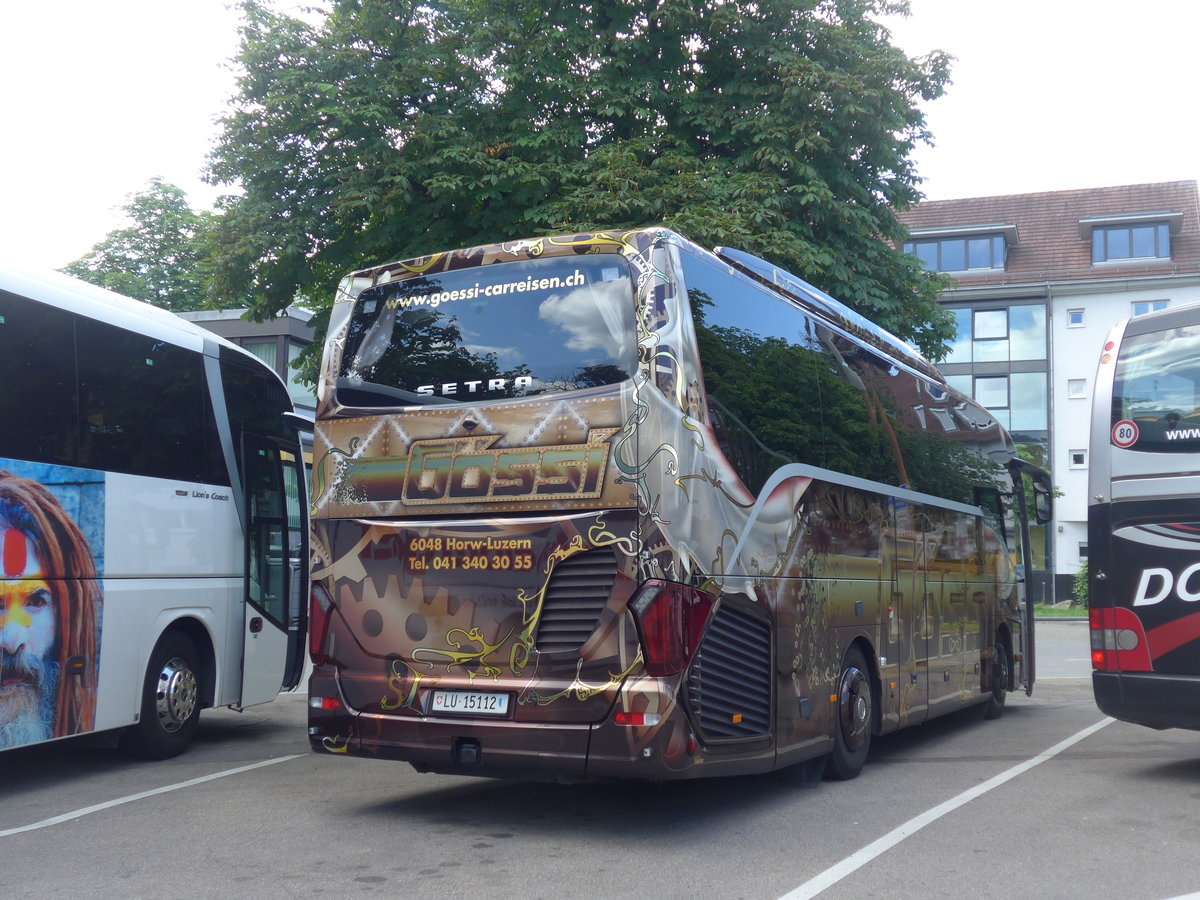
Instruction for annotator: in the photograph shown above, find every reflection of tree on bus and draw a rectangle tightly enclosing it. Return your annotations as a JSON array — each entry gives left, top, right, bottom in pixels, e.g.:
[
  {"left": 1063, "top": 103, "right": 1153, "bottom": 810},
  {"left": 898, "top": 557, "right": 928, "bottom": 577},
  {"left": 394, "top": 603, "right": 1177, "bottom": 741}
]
[
  {"left": 346, "top": 279, "right": 532, "bottom": 399},
  {"left": 0, "top": 471, "right": 100, "bottom": 748},
  {"left": 690, "top": 295, "right": 897, "bottom": 493}
]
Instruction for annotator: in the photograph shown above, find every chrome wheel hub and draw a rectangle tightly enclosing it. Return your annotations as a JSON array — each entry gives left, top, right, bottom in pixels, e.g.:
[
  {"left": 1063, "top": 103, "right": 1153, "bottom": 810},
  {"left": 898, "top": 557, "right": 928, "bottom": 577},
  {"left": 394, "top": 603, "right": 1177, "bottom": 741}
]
[{"left": 155, "top": 656, "right": 198, "bottom": 732}]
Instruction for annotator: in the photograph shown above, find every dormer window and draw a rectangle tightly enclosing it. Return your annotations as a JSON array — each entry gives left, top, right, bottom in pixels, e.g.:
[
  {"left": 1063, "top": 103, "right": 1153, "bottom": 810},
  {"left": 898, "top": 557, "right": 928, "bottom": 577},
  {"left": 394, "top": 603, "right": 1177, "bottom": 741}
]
[
  {"left": 1080, "top": 212, "right": 1182, "bottom": 264},
  {"left": 903, "top": 224, "right": 1017, "bottom": 273}
]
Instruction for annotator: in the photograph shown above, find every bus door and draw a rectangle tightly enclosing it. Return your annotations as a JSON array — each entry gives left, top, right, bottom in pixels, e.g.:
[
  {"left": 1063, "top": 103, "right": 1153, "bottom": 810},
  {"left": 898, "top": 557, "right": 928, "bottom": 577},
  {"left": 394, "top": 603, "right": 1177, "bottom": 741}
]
[
  {"left": 239, "top": 433, "right": 308, "bottom": 707},
  {"left": 892, "top": 501, "right": 929, "bottom": 726},
  {"left": 1006, "top": 459, "right": 1053, "bottom": 695},
  {"left": 923, "top": 509, "right": 972, "bottom": 712}
]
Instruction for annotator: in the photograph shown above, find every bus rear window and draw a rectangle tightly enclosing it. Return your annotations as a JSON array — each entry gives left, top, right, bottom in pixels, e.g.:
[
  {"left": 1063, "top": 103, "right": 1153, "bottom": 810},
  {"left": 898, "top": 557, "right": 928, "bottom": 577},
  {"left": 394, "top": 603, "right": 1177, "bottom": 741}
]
[
  {"left": 338, "top": 256, "right": 636, "bottom": 406},
  {"left": 1113, "top": 322, "right": 1200, "bottom": 452}
]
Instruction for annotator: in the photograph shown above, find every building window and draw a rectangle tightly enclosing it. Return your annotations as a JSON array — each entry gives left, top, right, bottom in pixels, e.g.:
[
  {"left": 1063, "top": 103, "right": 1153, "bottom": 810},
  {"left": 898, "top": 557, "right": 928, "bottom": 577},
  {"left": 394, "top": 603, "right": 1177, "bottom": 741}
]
[
  {"left": 1132, "top": 299, "right": 1170, "bottom": 317},
  {"left": 1067, "top": 309, "right": 1084, "bottom": 327},
  {"left": 1067, "top": 378, "right": 1087, "bottom": 399},
  {"left": 904, "top": 235, "right": 1006, "bottom": 273},
  {"left": 974, "top": 309, "right": 1008, "bottom": 340},
  {"left": 1070, "top": 449, "right": 1087, "bottom": 468},
  {"left": 286, "top": 340, "right": 316, "bottom": 409},
  {"left": 944, "top": 304, "right": 1046, "bottom": 364},
  {"left": 1079, "top": 543, "right": 1089, "bottom": 560},
  {"left": 1010, "top": 372, "right": 1048, "bottom": 431},
  {"left": 974, "top": 376, "right": 1009, "bottom": 410},
  {"left": 240, "top": 338, "right": 278, "bottom": 369},
  {"left": 955, "top": 373, "right": 1047, "bottom": 433},
  {"left": 1092, "top": 223, "right": 1171, "bottom": 263}
]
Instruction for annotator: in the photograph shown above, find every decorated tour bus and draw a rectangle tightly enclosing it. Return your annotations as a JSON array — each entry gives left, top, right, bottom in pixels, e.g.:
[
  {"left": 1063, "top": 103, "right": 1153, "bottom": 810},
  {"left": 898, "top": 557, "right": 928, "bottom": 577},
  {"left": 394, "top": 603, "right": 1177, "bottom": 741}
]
[{"left": 306, "top": 228, "right": 1051, "bottom": 781}]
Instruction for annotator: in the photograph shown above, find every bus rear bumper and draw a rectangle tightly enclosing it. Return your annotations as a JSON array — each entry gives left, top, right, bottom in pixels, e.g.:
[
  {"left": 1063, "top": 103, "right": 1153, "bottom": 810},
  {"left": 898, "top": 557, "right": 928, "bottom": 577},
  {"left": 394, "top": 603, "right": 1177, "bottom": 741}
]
[
  {"left": 307, "top": 668, "right": 777, "bottom": 781},
  {"left": 1093, "top": 671, "right": 1200, "bottom": 731},
  {"left": 308, "top": 713, "right": 703, "bottom": 782},
  {"left": 307, "top": 706, "right": 773, "bottom": 781}
]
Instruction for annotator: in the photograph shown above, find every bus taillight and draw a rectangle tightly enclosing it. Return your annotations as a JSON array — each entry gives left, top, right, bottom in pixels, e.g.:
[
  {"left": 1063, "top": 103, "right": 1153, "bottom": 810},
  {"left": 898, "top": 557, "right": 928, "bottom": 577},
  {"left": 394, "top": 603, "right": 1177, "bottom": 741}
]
[
  {"left": 1090, "top": 607, "right": 1152, "bottom": 671},
  {"left": 629, "top": 580, "right": 717, "bottom": 677},
  {"left": 310, "top": 582, "right": 335, "bottom": 666}
]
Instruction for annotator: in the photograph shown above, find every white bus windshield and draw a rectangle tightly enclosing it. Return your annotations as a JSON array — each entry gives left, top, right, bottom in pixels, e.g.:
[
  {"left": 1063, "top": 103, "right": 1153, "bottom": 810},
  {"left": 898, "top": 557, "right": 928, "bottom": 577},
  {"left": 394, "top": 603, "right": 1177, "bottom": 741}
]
[
  {"left": 338, "top": 255, "right": 637, "bottom": 406},
  {"left": 1113, "top": 322, "right": 1200, "bottom": 451}
]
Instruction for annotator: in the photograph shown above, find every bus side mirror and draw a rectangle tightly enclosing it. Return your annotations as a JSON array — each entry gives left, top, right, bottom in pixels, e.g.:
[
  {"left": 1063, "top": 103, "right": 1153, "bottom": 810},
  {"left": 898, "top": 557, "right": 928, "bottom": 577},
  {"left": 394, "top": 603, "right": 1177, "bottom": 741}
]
[{"left": 1033, "top": 477, "right": 1053, "bottom": 525}]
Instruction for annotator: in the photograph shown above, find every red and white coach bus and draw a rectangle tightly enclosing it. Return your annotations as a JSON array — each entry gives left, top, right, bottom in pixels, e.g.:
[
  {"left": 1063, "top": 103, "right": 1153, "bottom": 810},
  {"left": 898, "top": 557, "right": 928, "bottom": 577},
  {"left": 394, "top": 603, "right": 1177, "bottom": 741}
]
[
  {"left": 307, "top": 228, "right": 1052, "bottom": 781},
  {"left": 1090, "top": 303, "right": 1200, "bottom": 728}
]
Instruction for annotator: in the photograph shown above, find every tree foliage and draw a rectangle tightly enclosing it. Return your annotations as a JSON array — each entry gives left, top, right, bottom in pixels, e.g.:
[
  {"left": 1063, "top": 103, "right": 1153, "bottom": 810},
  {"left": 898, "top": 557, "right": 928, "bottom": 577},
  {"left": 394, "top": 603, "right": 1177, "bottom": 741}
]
[
  {"left": 1072, "top": 561, "right": 1088, "bottom": 608},
  {"left": 208, "top": 0, "right": 953, "bottom": 356},
  {"left": 62, "top": 179, "right": 215, "bottom": 312}
]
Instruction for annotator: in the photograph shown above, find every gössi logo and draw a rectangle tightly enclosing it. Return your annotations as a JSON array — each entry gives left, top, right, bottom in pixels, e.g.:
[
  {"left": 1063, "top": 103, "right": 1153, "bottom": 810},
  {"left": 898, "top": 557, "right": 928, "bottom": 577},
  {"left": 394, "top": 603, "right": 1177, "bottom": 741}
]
[
  {"left": 1133, "top": 564, "right": 1200, "bottom": 606},
  {"left": 417, "top": 376, "right": 534, "bottom": 397}
]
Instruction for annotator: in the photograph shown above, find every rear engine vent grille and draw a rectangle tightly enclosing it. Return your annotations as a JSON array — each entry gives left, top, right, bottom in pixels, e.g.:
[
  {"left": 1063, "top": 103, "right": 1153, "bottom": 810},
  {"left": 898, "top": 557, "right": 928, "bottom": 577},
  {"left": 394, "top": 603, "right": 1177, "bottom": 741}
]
[
  {"left": 686, "top": 604, "right": 772, "bottom": 739},
  {"left": 534, "top": 548, "right": 617, "bottom": 653}
]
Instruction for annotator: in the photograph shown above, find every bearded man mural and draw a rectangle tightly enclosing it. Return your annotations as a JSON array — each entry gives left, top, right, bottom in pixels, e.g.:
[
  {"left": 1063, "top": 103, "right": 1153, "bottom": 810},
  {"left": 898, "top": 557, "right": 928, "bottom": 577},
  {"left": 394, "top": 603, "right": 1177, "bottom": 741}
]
[{"left": 0, "top": 471, "right": 101, "bottom": 749}]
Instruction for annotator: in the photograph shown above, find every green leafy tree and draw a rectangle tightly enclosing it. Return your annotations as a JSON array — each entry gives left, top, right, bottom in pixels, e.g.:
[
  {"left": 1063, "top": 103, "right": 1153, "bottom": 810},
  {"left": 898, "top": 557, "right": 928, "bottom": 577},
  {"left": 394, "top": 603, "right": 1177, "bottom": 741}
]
[
  {"left": 208, "top": 0, "right": 952, "bottom": 356},
  {"left": 62, "top": 179, "right": 216, "bottom": 312}
]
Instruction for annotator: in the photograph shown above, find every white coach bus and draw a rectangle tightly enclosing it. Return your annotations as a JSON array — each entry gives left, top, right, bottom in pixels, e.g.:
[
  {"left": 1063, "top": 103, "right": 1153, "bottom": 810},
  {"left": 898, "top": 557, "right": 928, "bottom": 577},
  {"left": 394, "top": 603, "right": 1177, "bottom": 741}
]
[{"left": 0, "top": 266, "right": 307, "bottom": 758}]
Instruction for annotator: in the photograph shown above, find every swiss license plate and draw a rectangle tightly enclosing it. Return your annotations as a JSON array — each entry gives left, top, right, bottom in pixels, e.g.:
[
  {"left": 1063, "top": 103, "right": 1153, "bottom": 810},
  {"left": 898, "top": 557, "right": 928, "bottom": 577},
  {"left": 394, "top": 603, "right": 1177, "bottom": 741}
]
[{"left": 430, "top": 690, "right": 510, "bottom": 716}]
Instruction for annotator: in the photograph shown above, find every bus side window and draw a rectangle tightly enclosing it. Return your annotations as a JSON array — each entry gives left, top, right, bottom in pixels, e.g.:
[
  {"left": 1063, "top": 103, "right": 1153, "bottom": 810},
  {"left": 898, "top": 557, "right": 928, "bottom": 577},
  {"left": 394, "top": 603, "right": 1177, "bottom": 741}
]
[
  {"left": 681, "top": 251, "right": 826, "bottom": 490},
  {"left": 0, "top": 289, "right": 79, "bottom": 466},
  {"left": 973, "top": 485, "right": 1007, "bottom": 544},
  {"left": 707, "top": 402, "right": 736, "bottom": 467},
  {"left": 76, "top": 317, "right": 210, "bottom": 483}
]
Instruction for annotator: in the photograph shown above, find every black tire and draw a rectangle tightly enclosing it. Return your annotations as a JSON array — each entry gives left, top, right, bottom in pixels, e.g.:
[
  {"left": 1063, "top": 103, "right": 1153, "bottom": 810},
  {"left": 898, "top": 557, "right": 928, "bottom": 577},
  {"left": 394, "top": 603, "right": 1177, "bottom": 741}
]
[
  {"left": 982, "top": 633, "right": 1010, "bottom": 721},
  {"left": 825, "top": 646, "right": 874, "bottom": 781},
  {"left": 120, "top": 633, "right": 202, "bottom": 759}
]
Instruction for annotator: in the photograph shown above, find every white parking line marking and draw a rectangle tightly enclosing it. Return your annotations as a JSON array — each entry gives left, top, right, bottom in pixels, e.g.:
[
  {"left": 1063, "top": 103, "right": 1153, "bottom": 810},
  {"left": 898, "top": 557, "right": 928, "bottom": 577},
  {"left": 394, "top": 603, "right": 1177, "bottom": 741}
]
[
  {"left": 779, "top": 718, "right": 1114, "bottom": 900},
  {"left": 0, "top": 754, "right": 304, "bottom": 837}
]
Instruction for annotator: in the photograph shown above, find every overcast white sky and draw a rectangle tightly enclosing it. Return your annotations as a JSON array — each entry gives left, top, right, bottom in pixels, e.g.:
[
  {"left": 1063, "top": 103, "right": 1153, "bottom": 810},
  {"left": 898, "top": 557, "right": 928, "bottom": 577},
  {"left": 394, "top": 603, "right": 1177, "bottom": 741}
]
[{"left": 2, "top": 0, "right": 1197, "bottom": 271}]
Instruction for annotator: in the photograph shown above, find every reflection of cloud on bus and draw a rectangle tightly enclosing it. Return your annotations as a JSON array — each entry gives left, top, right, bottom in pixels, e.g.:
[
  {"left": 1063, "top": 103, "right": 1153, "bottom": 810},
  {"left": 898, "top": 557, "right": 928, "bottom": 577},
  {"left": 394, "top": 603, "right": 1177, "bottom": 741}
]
[
  {"left": 539, "top": 282, "right": 630, "bottom": 358},
  {"left": 0, "top": 469, "right": 102, "bottom": 748}
]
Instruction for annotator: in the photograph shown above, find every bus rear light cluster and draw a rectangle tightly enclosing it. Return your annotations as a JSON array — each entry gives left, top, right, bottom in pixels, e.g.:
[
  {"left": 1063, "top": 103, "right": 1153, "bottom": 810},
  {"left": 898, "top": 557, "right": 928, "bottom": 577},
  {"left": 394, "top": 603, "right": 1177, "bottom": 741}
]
[
  {"left": 309, "top": 582, "right": 335, "bottom": 666},
  {"left": 613, "top": 711, "right": 661, "bottom": 727},
  {"left": 628, "top": 579, "right": 717, "bottom": 677},
  {"left": 309, "top": 695, "right": 343, "bottom": 712},
  {"left": 1090, "top": 607, "right": 1152, "bottom": 671}
]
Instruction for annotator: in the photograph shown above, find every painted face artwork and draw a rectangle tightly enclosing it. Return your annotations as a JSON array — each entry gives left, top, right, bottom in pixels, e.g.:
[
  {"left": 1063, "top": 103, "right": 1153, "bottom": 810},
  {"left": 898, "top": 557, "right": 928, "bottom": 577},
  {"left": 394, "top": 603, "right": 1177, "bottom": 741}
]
[{"left": 0, "top": 525, "right": 58, "bottom": 748}]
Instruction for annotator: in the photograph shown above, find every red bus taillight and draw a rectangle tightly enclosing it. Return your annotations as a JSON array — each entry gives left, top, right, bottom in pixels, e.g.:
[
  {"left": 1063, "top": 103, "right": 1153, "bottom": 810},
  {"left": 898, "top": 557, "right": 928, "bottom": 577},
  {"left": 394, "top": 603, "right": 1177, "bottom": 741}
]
[
  {"left": 1090, "top": 607, "right": 1152, "bottom": 671},
  {"left": 629, "top": 580, "right": 717, "bottom": 676},
  {"left": 310, "top": 582, "right": 334, "bottom": 666}
]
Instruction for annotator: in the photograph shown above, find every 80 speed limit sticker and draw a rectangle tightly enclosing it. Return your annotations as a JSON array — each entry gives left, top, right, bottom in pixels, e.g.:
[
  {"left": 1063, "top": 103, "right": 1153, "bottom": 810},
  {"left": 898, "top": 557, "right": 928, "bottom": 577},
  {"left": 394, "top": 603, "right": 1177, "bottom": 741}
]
[{"left": 1112, "top": 420, "right": 1139, "bottom": 448}]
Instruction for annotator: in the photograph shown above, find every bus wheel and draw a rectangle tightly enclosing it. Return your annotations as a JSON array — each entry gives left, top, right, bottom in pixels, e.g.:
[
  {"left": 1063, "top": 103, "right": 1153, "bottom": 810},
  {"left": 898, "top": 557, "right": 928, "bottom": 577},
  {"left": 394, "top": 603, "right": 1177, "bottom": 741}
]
[
  {"left": 120, "top": 633, "right": 202, "bottom": 759},
  {"left": 826, "top": 646, "right": 873, "bottom": 781},
  {"left": 983, "top": 634, "right": 1009, "bottom": 720}
]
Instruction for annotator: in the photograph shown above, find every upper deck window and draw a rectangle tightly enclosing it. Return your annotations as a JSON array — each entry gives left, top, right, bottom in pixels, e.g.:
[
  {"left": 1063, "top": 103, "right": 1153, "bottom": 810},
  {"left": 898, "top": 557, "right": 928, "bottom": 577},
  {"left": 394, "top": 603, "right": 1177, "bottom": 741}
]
[{"left": 338, "top": 255, "right": 636, "bottom": 407}]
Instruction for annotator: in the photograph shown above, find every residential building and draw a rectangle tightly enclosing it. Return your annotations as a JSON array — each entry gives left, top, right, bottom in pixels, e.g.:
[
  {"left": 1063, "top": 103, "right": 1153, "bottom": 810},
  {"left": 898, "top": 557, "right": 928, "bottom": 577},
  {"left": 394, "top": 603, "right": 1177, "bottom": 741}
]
[{"left": 897, "top": 181, "right": 1200, "bottom": 603}]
